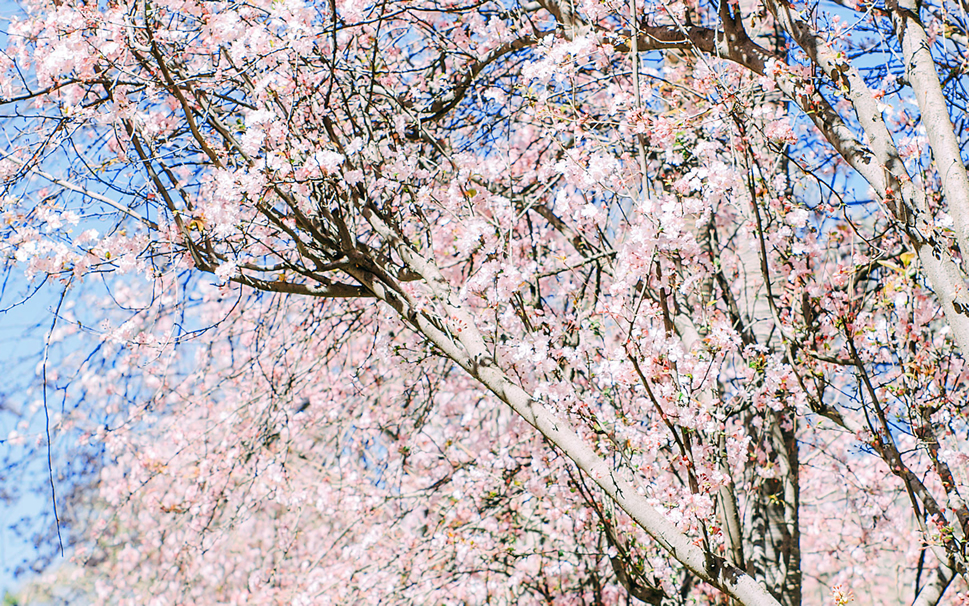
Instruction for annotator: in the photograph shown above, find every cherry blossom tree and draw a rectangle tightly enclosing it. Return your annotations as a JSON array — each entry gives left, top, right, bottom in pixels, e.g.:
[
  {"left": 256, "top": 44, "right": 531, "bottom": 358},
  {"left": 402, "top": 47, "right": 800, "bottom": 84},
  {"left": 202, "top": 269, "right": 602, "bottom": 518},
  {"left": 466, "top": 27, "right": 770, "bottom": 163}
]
[{"left": 3, "top": 0, "right": 969, "bottom": 603}]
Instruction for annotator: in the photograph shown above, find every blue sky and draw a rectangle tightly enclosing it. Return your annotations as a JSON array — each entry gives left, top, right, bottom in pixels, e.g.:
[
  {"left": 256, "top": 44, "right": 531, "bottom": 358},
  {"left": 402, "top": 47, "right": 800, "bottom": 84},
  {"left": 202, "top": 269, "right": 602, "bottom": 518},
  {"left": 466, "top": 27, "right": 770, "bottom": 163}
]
[{"left": 0, "top": 0, "right": 72, "bottom": 593}]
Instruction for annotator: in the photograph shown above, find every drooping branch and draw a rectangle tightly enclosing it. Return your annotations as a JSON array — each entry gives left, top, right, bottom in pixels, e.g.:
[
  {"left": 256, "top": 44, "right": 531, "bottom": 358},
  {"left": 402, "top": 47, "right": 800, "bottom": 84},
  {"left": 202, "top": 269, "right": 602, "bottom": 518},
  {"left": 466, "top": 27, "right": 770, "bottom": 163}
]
[
  {"left": 419, "top": 33, "right": 552, "bottom": 123},
  {"left": 349, "top": 201, "right": 784, "bottom": 606}
]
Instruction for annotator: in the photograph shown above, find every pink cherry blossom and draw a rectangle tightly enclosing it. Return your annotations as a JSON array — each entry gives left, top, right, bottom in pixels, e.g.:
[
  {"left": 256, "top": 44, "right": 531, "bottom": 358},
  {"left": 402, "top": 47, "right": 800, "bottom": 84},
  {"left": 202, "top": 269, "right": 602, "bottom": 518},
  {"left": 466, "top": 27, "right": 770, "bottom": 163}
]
[{"left": 2, "top": 0, "right": 969, "bottom": 604}]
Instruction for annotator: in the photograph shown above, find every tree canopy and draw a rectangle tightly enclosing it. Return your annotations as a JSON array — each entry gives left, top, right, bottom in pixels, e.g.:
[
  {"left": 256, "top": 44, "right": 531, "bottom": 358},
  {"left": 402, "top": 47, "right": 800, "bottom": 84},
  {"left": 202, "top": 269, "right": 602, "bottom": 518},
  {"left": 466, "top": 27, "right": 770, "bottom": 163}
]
[{"left": 2, "top": 0, "right": 969, "bottom": 603}]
